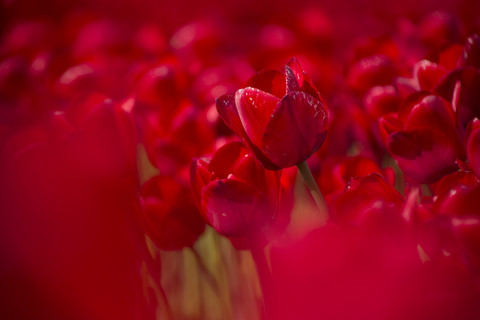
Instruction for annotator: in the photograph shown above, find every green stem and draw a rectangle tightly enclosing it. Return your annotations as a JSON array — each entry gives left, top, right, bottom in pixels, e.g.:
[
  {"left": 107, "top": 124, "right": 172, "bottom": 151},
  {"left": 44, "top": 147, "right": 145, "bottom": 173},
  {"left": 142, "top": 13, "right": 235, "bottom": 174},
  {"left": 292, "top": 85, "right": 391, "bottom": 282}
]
[
  {"left": 296, "top": 161, "right": 329, "bottom": 222},
  {"left": 190, "top": 247, "right": 219, "bottom": 293}
]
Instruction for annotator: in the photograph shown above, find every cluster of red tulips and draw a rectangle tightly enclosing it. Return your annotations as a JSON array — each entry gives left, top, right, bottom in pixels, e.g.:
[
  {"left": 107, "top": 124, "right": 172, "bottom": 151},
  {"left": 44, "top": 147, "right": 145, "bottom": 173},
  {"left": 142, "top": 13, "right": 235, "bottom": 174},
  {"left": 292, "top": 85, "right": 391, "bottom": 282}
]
[{"left": 1, "top": 0, "right": 480, "bottom": 319}]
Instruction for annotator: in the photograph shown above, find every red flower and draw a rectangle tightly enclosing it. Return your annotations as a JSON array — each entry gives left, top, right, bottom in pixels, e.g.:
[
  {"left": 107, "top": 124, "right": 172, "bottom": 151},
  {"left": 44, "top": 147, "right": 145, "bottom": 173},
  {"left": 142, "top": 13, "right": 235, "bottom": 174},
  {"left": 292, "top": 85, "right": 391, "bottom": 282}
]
[
  {"left": 333, "top": 173, "right": 404, "bottom": 227},
  {"left": 216, "top": 58, "right": 328, "bottom": 169},
  {"left": 140, "top": 175, "right": 205, "bottom": 250},
  {"left": 316, "top": 155, "right": 385, "bottom": 196},
  {"left": 190, "top": 141, "right": 284, "bottom": 242},
  {"left": 380, "top": 93, "right": 463, "bottom": 184}
]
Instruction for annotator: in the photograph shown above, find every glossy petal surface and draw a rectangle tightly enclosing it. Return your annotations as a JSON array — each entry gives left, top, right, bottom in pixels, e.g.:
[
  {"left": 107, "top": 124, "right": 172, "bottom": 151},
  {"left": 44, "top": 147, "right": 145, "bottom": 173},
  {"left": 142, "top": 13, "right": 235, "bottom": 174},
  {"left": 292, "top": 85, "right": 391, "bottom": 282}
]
[
  {"left": 262, "top": 91, "right": 327, "bottom": 168},
  {"left": 235, "top": 87, "right": 280, "bottom": 147}
]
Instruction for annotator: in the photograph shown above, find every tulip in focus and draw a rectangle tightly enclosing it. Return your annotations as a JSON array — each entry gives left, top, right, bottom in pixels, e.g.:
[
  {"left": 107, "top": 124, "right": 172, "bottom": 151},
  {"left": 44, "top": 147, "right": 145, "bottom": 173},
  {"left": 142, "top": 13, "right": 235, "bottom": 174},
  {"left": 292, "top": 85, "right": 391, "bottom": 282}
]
[{"left": 216, "top": 58, "right": 328, "bottom": 170}]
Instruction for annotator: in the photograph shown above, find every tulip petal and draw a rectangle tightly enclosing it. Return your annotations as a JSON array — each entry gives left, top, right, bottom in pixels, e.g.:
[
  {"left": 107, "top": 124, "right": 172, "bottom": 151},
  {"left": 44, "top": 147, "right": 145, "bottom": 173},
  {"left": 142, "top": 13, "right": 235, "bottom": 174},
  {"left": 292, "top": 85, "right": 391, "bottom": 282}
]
[
  {"left": 378, "top": 114, "right": 403, "bottom": 144},
  {"left": 364, "top": 85, "right": 401, "bottom": 118},
  {"left": 208, "top": 141, "right": 248, "bottom": 179},
  {"left": 216, "top": 94, "right": 250, "bottom": 140},
  {"left": 387, "top": 129, "right": 458, "bottom": 184},
  {"left": 285, "top": 58, "right": 323, "bottom": 101},
  {"left": 467, "top": 121, "right": 480, "bottom": 178},
  {"left": 285, "top": 65, "right": 300, "bottom": 93},
  {"left": 286, "top": 57, "right": 304, "bottom": 87},
  {"left": 190, "top": 158, "right": 213, "bottom": 207},
  {"left": 455, "top": 68, "right": 480, "bottom": 130},
  {"left": 458, "top": 34, "right": 480, "bottom": 68},
  {"left": 216, "top": 93, "right": 280, "bottom": 170},
  {"left": 233, "top": 152, "right": 280, "bottom": 199},
  {"left": 262, "top": 91, "right": 328, "bottom": 168},
  {"left": 235, "top": 87, "right": 280, "bottom": 148},
  {"left": 201, "top": 179, "right": 270, "bottom": 236},
  {"left": 405, "top": 95, "right": 460, "bottom": 151},
  {"left": 414, "top": 60, "right": 447, "bottom": 91}
]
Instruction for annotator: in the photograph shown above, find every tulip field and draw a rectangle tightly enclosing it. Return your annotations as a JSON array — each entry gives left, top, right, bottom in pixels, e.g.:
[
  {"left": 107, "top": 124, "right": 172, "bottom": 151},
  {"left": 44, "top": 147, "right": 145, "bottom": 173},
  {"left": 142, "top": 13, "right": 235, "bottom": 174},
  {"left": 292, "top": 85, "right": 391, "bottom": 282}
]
[{"left": 1, "top": 0, "right": 480, "bottom": 319}]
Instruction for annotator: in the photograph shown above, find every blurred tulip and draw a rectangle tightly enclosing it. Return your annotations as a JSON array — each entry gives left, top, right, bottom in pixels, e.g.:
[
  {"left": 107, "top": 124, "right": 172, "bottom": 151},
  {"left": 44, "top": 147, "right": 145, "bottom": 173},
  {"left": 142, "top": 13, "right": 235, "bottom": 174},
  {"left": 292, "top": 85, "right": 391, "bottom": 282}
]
[
  {"left": 140, "top": 175, "right": 205, "bottom": 250},
  {"left": 0, "top": 98, "right": 152, "bottom": 320},
  {"left": 381, "top": 93, "right": 462, "bottom": 183},
  {"left": 270, "top": 220, "right": 480, "bottom": 320}
]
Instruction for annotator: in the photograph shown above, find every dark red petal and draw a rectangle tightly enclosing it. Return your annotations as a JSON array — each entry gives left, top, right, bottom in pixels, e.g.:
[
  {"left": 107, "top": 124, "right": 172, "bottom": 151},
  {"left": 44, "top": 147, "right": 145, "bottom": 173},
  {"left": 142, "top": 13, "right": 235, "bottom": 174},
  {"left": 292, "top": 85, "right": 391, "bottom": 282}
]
[
  {"left": 434, "top": 68, "right": 464, "bottom": 103},
  {"left": 141, "top": 175, "right": 205, "bottom": 250},
  {"left": 141, "top": 198, "right": 205, "bottom": 250},
  {"left": 337, "top": 173, "right": 403, "bottom": 226},
  {"left": 394, "top": 77, "right": 419, "bottom": 98},
  {"left": 318, "top": 156, "right": 382, "bottom": 195},
  {"left": 452, "top": 215, "right": 480, "bottom": 270},
  {"left": 378, "top": 114, "right": 403, "bottom": 143},
  {"left": 364, "top": 85, "right": 401, "bottom": 118},
  {"left": 208, "top": 141, "right": 248, "bottom": 179},
  {"left": 216, "top": 94, "right": 281, "bottom": 170},
  {"left": 397, "top": 91, "right": 430, "bottom": 123},
  {"left": 300, "top": 74, "right": 324, "bottom": 103},
  {"left": 437, "top": 184, "right": 480, "bottom": 216},
  {"left": 286, "top": 58, "right": 324, "bottom": 101},
  {"left": 200, "top": 179, "right": 270, "bottom": 236},
  {"left": 233, "top": 152, "right": 264, "bottom": 185},
  {"left": 190, "top": 158, "right": 213, "bottom": 207},
  {"left": 454, "top": 68, "right": 480, "bottom": 131},
  {"left": 233, "top": 152, "right": 280, "bottom": 199},
  {"left": 235, "top": 87, "right": 280, "bottom": 147},
  {"left": 262, "top": 91, "right": 328, "bottom": 168},
  {"left": 433, "top": 171, "right": 478, "bottom": 199},
  {"left": 285, "top": 65, "right": 300, "bottom": 93},
  {"left": 286, "top": 57, "right": 305, "bottom": 86},
  {"left": 458, "top": 34, "right": 480, "bottom": 68},
  {"left": 216, "top": 94, "right": 250, "bottom": 141},
  {"left": 387, "top": 129, "right": 459, "bottom": 184},
  {"left": 347, "top": 55, "right": 396, "bottom": 93},
  {"left": 414, "top": 60, "right": 448, "bottom": 91},
  {"left": 404, "top": 95, "right": 457, "bottom": 142},
  {"left": 141, "top": 175, "right": 180, "bottom": 202},
  {"left": 467, "top": 121, "right": 480, "bottom": 179},
  {"left": 247, "top": 143, "right": 283, "bottom": 171},
  {"left": 246, "top": 69, "right": 286, "bottom": 98}
]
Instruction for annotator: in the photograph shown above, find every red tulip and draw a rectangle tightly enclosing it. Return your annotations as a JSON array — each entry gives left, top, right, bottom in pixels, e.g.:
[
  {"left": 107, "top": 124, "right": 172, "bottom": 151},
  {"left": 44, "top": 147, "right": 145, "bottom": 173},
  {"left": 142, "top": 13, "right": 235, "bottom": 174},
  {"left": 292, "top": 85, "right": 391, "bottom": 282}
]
[
  {"left": 140, "top": 175, "right": 205, "bottom": 250},
  {"left": 333, "top": 173, "right": 404, "bottom": 227},
  {"left": 190, "top": 141, "right": 282, "bottom": 241},
  {"left": 380, "top": 93, "right": 463, "bottom": 184},
  {"left": 346, "top": 54, "right": 396, "bottom": 93},
  {"left": 141, "top": 104, "right": 216, "bottom": 178},
  {"left": 316, "top": 155, "right": 384, "bottom": 196},
  {"left": 216, "top": 58, "right": 328, "bottom": 170},
  {"left": 432, "top": 170, "right": 479, "bottom": 201},
  {"left": 363, "top": 85, "right": 402, "bottom": 118},
  {"left": 413, "top": 59, "right": 448, "bottom": 92}
]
